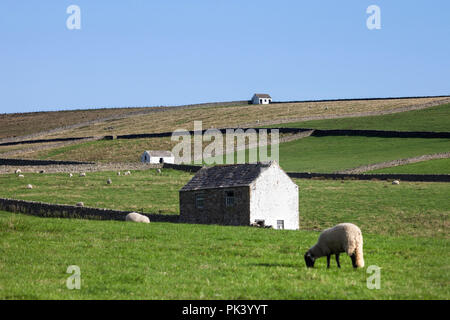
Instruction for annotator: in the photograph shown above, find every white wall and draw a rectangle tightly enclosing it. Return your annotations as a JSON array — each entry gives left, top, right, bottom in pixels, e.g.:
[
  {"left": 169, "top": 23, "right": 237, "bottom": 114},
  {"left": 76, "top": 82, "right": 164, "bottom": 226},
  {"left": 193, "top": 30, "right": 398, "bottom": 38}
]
[
  {"left": 249, "top": 164, "right": 299, "bottom": 230},
  {"left": 141, "top": 152, "right": 175, "bottom": 164},
  {"left": 252, "top": 95, "right": 272, "bottom": 105}
]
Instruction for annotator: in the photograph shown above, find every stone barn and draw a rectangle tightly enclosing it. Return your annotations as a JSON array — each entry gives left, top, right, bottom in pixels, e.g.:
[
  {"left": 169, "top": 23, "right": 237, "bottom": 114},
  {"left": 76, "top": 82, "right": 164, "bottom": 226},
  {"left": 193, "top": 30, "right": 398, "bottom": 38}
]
[
  {"left": 141, "top": 150, "right": 175, "bottom": 164},
  {"left": 179, "top": 161, "right": 299, "bottom": 229},
  {"left": 251, "top": 93, "right": 272, "bottom": 105}
]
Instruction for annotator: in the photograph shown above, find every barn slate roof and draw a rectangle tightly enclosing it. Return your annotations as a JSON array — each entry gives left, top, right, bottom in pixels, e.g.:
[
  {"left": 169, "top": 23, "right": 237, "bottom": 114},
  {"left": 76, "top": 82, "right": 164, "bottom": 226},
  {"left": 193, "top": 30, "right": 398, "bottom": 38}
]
[
  {"left": 180, "top": 161, "right": 275, "bottom": 191},
  {"left": 144, "top": 150, "right": 174, "bottom": 157},
  {"left": 253, "top": 93, "right": 272, "bottom": 99}
]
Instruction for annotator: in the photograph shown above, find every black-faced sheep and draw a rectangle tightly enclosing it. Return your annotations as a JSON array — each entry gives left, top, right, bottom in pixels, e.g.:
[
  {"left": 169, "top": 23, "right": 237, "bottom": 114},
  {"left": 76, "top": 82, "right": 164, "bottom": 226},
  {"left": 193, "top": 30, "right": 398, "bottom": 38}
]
[{"left": 304, "top": 223, "right": 364, "bottom": 269}]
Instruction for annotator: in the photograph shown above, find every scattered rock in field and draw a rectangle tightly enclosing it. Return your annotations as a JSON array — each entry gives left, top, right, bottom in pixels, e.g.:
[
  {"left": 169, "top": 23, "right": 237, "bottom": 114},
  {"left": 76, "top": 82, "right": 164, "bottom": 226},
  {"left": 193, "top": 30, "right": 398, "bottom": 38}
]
[
  {"left": 18, "top": 174, "right": 24, "bottom": 178},
  {"left": 125, "top": 212, "right": 150, "bottom": 223},
  {"left": 107, "top": 178, "right": 112, "bottom": 185},
  {"left": 26, "top": 184, "right": 33, "bottom": 189},
  {"left": 392, "top": 180, "right": 400, "bottom": 185},
  {"left": 76, "top": 202, "right": 84, "bottom": 207}
]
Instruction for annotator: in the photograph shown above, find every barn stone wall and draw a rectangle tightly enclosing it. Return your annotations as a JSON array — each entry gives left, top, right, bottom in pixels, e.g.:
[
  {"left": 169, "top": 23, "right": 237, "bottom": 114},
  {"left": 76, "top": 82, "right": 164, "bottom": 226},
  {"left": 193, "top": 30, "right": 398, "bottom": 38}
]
[{"left": 179, "top": 186, "right": 250, "bottom": 226}]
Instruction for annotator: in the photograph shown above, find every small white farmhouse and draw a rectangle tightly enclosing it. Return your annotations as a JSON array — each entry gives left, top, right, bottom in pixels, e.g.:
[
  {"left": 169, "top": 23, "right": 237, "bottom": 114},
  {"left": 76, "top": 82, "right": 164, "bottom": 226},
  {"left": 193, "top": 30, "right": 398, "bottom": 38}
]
[
  {"left": 251, "top": 93, "right": 272, "bottom": 105},
  {"left": 141, "top": 150, "right": 175, "bottom": 164}
]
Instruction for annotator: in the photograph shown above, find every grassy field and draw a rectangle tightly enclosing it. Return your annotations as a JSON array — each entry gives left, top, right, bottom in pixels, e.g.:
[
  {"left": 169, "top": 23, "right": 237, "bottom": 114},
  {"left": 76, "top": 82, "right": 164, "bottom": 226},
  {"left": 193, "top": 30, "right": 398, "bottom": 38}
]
[
  {"left": 216, "top": 136, "right": 450, "bottom": 173},
  {"left": 0, "top": 170, "right": 448, "bottom": 299},
  {"left": 12, "top": 135, "right": 450, "bottom": 173},
  {"left": 267, "top": 103, "right": 450, "bottom": 132},
  {"left": 0, "top": 169, "right": 190, "bottom": 214},
  {"left": 0, "top": 211, "right": 448, "bottom": 299},
  {"left": 34, "top": 97, "right": 447, "bottom": 140},
  {"left": 0, "top": 170, "right": 448, "bottom": 238},
  {"left": 368, "top": 158, "right": 450, "bottom": 174}
]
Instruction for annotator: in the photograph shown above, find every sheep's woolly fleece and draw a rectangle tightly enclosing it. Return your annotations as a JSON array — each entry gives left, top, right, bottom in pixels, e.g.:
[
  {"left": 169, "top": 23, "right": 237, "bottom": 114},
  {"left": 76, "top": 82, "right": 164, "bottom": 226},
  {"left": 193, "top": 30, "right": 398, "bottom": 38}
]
[
  {"left": 125, "top": 212, "right": 150, "bottom": 223},
  {"left": 309, "top": 223, "right": 364, "bottom": 267}
]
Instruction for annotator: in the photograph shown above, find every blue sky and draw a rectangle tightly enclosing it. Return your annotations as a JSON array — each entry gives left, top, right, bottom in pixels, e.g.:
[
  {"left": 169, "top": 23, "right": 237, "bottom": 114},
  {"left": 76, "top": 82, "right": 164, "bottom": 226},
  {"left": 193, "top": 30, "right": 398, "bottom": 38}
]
[{"left": 0, "top": 0, "right": 449, "bottom": 113}]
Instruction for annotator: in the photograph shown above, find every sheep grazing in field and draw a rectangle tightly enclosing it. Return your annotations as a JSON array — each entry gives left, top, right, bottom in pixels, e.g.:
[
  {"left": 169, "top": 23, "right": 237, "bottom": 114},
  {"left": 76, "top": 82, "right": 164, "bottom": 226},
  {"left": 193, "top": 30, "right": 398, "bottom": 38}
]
[
  {"left": 392, "top": 180, "right": 400, "bottom": 185},
  {"left": 124, "top": 171, "right": 131, "bottom": 176},
  {"left": 304, "top": 223, "right": 364, "bottom": 269},
  {"left": 117, "top": 172, "right": 121, "bottom": 176},
  {"left": 26, "top": 184, "right": 33, "bottom": 189},
  {"left": 156, "top": 168, "right": 162, "bottom": 174},
  {"left": 125, "top": 212, "right": 150, "bottom": 223},
  {"left": 107, "top": 178, "right": 112, "bottom": 185},
  {"left": 76, "top": 202, "right": 84, "bottom": 207},
  {"left": 79, "top": 172, "right": 86, "bottom": 177},
  {"left": 18, "top": 174, "right": 25, "bottom": 178},
  {"left": 69, "top": 173, "right": 73, "bottom": 178},
  {"left": 15, "top": 169, "right": 22, "bottom": 174}
]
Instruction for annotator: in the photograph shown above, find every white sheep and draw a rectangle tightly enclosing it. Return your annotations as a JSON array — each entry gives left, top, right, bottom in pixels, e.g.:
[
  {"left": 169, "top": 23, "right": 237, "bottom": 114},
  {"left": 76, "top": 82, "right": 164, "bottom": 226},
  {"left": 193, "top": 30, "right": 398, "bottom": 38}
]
[
  {"left": 18, "top": 174, "right": 25, "bottom": 178},
  {"left": 124, "top": 171, "right": 131, "bottom": 176},
  {"left": 117, "top": 171, "right": 121, "bottom": 176},
  {"left": 26, "top": 184, "right": 33, "bottom": 189},
  {"left": 107, "top": 178, "right": 112, "bottom": 185},
  {"left": 79, "top": 172, "right": 86, "bottom": 177},
  {"left": 125, "top": 212, "right": 150, "bottom": 223},
  {"left": 304, "top": 223, "right": 364, "bottom": 269},
  {"left": 76, "top": 202, "right": 84, "bottom": 207},
  {"left": 69, "top": 173, "right": 73, "bottom": 178},
  {"left": 392, "top": 180, "right": 400, "bottom": 185},
  {"left": 15, "top": 169, "right": 22, "bottom": 174}
]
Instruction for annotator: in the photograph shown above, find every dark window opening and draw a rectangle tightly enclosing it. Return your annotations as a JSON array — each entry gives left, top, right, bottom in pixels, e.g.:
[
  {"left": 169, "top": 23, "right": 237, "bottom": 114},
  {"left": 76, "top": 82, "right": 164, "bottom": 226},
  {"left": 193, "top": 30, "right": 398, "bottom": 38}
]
[
  {"left": 225, "top": 191, "right": 235, "bottom": 207},
  {"left": 277, "top": 220, "right": 284, "bottom": 230},
  {"left": 196, "top": 194, "right": 205, "bottom": 209},
  {"left": 159, "top": 157, "right": 164, "bottom": 163}
]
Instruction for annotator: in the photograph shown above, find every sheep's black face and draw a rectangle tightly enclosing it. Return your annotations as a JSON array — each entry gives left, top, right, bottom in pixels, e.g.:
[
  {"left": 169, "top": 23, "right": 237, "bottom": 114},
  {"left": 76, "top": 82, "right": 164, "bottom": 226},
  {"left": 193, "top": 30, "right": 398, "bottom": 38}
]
[{"left": 304, "top": 252, "right": 315, "bottom": 268}]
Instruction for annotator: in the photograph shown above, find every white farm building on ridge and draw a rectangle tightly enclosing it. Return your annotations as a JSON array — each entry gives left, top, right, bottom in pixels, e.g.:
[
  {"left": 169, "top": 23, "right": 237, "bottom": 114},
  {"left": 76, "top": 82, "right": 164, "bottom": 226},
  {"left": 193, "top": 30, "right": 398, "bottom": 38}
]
[
  {"left": 251, "top": 93, "right": 272, "bottom": 105},
  {"left": 141, "top": 150, "right": 175, "bottom": 164}
]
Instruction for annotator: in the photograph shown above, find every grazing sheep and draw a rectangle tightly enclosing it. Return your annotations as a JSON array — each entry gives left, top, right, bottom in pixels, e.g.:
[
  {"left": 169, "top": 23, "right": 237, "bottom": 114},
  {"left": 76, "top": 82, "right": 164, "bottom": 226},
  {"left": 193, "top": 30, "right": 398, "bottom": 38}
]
[
  {"left": 304, "top": 223, "right": 364, "bottom": 269},
  {"left": 79, "top": 172, "right": 86, "bottom": 177},
  {"left": 392, "top": 180, "right": 400, "bottom": 185},
  {"left": 157, "top": 168, "right": 161, "bottom": 174},
  {"left": 107, "top": 178, "right": 112, "bottom": 185},
  {"left": 69, "top": 173, "right": 73, "bottom": 178},
  {"left": 76, "top": 202, "right": 84, "bottom": 207},
  {"left": 15, "top": 169, "right": 22, "bottom": 174},
  {"left": 124, "top": 171, "right": 131, "bottom": 176},
  {"left": 18, "top": 174, "right": 24, "bottom": 178},
  {"left": 125, "top": 212, "right": 150, "bottom": 223},
  {"left": 26, "top": 184, "right": 33, "bottom": 189},
  {"left": 117, "top": 172, "right": 121, "bottom": 176}
]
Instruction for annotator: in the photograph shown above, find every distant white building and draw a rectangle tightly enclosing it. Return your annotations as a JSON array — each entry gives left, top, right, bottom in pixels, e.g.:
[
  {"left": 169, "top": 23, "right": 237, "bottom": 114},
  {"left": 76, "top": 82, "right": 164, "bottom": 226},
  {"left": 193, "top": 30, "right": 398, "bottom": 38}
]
[
  {"left": 251, "top": 93, "right": 272, "bottom": 105},
  {"left": 141, "top": 150, "right": 175, "bottom": 164}
]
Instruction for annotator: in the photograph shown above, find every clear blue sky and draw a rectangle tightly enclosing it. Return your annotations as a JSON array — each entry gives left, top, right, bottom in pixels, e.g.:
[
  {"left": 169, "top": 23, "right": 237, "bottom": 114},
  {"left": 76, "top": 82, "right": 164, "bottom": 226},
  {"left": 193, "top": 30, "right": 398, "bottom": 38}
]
[{"left": 0, "top": 0, "right": 449, "bottom": 113}]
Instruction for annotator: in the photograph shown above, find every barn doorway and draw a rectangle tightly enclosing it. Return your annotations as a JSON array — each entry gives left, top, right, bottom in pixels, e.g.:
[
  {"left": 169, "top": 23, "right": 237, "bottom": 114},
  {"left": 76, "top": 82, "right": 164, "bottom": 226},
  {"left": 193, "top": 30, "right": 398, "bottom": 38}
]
[{"left": 159, "top": 158, "right": 164, "bottom": 163}]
